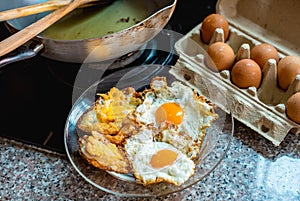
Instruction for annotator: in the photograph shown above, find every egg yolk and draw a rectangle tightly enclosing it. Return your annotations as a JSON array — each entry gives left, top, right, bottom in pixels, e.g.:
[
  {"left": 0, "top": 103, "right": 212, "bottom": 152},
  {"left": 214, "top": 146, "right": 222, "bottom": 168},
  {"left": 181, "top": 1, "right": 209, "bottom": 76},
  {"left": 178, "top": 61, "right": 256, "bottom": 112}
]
[
  {"left": 155, "top": 102, "right": 184, "bottom": 125},
  {"left": 150, "top": 149, "right": 178, "bottom": 169}
]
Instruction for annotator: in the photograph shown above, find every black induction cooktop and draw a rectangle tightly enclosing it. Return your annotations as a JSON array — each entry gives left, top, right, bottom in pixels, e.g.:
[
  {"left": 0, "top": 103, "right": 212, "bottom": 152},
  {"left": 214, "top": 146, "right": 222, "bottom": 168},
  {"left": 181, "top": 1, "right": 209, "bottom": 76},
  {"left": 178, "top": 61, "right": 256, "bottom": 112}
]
[{"left": 0, "top": 0, "right": 217, "bottom": 153}]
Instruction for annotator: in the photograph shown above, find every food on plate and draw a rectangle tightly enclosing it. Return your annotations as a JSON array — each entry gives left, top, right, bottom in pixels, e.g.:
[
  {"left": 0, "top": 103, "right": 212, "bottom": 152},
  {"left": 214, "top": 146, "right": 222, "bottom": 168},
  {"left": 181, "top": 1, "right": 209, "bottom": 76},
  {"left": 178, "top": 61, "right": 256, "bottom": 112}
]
[
  {"left": 125, "top": 141, "right": 195, "bottom": 186},
  {"left": 286, "top": 92, "right": 300, "bottom": 124},
  {"left": 200, "top": 13, "right": 229, "bottom": 44},
  {"left": 77, "top": 87, "right": 141, "bottom": 145},
  {"left": 277, "top": 55, "right": 300, "bottom": 91},
  {"left": 231, "top": 59, "right": 262, "bottom": 89},
  {"left": 133, "top": 77, "right": 217, "bottom": 160},
  {"left": 205, "top": 42, "right": 235, "bottom": 72},
  {"left": 77, "top": 76, "right": 218, "bottom": 186},
  {"left": 78, "top": 131, "right": 131, "bottom": 174},
  {"left": 250, "top": 43, "right": 279, "bottom": 69}
]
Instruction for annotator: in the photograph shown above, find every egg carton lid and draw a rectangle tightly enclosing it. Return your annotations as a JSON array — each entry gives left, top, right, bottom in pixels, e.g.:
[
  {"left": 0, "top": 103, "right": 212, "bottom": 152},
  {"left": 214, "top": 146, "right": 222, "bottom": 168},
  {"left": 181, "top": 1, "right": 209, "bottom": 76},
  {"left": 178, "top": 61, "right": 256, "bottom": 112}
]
[{"left": 216, "top": 0, "right": 300, "bottom": 57}]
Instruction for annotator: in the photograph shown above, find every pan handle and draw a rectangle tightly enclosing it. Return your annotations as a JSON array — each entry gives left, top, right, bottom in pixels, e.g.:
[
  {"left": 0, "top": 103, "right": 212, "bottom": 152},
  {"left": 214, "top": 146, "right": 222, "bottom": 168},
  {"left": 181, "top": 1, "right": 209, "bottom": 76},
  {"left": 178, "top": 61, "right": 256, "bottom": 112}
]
[{"left": 0, "top": 41, "right": 44, "bottom": 68}]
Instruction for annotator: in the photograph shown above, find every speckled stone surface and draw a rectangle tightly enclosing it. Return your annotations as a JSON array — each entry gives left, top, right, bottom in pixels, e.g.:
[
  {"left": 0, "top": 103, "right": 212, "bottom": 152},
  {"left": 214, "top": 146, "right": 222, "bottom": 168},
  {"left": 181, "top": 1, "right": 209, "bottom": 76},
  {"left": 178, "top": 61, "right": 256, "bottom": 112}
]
[{"left": 1, "top": 119, "right": 300, "bottom": 201}]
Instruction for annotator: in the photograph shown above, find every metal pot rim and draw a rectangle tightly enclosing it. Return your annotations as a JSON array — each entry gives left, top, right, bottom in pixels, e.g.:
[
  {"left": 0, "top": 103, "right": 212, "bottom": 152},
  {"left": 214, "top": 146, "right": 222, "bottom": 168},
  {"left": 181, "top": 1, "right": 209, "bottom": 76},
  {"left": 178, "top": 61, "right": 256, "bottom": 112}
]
[{"left": 5, "top": 0, "right": 177, "bottom": 43}]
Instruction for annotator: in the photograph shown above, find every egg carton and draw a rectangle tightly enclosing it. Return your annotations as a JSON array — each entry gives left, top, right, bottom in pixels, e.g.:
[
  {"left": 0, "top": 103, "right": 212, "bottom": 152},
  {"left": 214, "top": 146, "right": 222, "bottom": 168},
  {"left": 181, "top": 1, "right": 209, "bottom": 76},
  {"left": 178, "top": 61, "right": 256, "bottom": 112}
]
[{"left": 170, "top": 0, "right": 300, "bottom": 146}]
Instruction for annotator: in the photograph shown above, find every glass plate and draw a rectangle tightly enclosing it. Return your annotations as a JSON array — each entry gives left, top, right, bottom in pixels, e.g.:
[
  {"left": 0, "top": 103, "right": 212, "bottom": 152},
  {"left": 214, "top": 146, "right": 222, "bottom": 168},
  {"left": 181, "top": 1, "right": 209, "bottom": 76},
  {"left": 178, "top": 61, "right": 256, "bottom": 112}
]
[{"left": 64, "top": 64, "right": 233, "bottom": 198}]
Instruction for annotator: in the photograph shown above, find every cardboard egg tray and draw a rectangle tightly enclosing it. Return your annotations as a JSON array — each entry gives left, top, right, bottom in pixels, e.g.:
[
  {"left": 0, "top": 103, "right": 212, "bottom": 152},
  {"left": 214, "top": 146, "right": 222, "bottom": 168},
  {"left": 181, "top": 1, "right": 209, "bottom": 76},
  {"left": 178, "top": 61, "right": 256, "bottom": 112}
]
[{"left": 170, "top": 0, "right": 300, "bottom": 145}]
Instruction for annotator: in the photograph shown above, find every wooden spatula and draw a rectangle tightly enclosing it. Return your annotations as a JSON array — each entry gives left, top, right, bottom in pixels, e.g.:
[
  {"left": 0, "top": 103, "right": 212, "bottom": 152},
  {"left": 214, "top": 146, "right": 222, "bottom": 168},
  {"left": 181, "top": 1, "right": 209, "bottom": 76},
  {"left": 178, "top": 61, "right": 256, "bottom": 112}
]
[
  {"left": 0, "top": 0, "right": 111, "bottom": 22},
  {"left": 0, "top": 0, "right": 114, "bottom": 57}
]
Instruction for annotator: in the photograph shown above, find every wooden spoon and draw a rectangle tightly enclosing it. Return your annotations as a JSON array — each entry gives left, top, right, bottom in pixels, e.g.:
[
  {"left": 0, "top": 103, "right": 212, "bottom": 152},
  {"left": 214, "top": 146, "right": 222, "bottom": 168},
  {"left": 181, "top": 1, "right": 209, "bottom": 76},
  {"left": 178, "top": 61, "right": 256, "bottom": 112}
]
[
  {"left": 0, "top": 0, "right": 113, "bottom": 57},
  {"left": 0, "top": 0, "right": 109, "bottom": 22}
]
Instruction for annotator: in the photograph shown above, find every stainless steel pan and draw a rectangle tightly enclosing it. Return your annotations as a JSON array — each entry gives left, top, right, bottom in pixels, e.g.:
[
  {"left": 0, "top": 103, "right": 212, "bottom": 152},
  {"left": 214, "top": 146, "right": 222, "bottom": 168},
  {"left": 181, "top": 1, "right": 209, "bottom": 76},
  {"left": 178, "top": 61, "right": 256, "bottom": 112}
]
[{"left": 0, "top": 0, "right": 177, "bottom": 65}]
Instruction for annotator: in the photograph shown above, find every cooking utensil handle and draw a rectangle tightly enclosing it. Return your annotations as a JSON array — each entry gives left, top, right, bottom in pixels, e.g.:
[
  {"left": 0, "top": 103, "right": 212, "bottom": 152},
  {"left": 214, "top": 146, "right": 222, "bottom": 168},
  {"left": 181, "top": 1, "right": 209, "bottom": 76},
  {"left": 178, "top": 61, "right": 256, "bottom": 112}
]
[
  {"left": 0, "top": 0, "right": 72, "bottom": 22},
  {"left": 0, "top": 43, "right": 44, "bottom": 68},
  {"left": 0, "top": 0, "right": 86, "bottom": 58}
]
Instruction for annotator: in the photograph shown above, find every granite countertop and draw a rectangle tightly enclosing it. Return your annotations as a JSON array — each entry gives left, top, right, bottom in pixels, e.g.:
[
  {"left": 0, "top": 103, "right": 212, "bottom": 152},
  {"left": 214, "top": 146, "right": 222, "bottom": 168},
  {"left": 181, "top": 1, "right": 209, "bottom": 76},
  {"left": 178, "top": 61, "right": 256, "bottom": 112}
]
[{"left": 1, "top": 120, "right": 299, "bottom": 201}]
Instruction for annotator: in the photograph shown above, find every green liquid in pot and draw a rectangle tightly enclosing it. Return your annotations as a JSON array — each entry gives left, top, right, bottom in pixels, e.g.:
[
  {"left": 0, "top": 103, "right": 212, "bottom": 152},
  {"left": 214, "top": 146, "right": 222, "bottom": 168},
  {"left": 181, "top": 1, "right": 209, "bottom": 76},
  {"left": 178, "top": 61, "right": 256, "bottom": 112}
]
[{"left": 42, "top": 0, "right": 151, "bottom": 40}]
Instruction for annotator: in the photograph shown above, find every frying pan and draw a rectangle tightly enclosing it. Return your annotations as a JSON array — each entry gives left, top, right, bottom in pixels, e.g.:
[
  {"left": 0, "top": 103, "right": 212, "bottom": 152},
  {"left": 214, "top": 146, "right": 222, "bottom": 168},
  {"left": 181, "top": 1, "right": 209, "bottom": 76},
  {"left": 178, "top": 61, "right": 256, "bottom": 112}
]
[{"left": 0, "top": 0, "right": 177, "bottom": 65}]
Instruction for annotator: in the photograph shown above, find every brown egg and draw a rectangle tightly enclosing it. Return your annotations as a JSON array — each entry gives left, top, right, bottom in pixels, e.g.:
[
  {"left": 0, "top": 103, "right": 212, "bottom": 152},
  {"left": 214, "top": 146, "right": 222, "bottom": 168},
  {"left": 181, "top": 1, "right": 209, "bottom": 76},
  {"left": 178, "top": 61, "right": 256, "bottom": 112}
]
[
  {"left": 231, "top": 59, "right": 262, "bottom": 89},
  {"left": 286, "top": 92, "right": 300, "bottom": 124},
  {"left": 277, "top": 55, "right": 300, "bottom": 91},
  {"left": 250, "top": 43, "right": 279, "bottom": 69},
  {"left": 200, "top": 14, "right": 229, "bottom": 44},
  {"left": 205, "top": 42, "right": 235, "bottom": 72}
]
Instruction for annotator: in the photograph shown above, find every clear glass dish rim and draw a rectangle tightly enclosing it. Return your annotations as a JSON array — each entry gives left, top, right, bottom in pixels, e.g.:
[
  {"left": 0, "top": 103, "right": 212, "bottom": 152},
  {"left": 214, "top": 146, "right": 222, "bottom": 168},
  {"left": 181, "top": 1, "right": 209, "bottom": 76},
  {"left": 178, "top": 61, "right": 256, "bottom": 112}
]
[{"left": 64, "top": 64, "right": 234, "bottom": 198}]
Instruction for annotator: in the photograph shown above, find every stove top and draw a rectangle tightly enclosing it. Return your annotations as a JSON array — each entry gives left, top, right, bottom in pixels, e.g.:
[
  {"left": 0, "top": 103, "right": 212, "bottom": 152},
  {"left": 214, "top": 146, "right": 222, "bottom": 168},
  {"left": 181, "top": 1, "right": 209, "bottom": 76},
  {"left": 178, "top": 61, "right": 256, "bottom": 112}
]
[{"left": 0, "top": 0, "right": 217, "bottom": 153}]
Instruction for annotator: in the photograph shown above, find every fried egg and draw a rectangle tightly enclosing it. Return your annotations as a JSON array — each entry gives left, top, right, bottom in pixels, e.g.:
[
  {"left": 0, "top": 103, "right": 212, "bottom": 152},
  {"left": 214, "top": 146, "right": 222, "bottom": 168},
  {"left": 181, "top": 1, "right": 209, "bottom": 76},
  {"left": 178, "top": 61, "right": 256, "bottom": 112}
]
[
  {"left": 124, "top": 126, "right": 155, "bottom": 163},
  {"left": 79, "top": 131, "right": 131, "bottom": 174},
  {"left": 77, "top": 87, "right": 142, "bottom": 145},
  {"left": 158, "top": 125, "right": 202, "bottom": 159},
  {"left": 125, "top": 140, "right": 195, "bottom": 186},
  {"left": 77, "top": 76, "right": 218, "bottom": 186},
  {"left": 133, "top": 77, "right": 217, "bottom": 159}
]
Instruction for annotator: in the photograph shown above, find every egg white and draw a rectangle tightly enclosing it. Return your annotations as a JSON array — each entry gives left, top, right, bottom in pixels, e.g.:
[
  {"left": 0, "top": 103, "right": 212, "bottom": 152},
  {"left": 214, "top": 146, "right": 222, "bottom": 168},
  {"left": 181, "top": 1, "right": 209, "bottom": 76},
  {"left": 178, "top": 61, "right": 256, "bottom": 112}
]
[
  {"left": 133, "top": 79, "right": 216, "bottom": 159},
  {"left": 125, "top": 141, "right": 195, "bottom": 186},
  {"left": 124, "top": 126, "right": 154, "bottom": 163}
]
